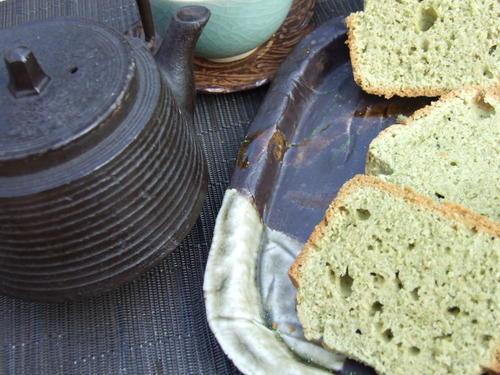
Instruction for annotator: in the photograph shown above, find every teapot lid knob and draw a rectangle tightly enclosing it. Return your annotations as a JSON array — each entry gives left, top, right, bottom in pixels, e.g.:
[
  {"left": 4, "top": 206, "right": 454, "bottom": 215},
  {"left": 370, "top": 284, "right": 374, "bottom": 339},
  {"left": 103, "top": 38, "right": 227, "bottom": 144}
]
[
  {"left": 0, "top": 19, "right": 137, "bottom": 176},
  {"left": 5, "top": 47, "right": 50, "bottom": 98}
]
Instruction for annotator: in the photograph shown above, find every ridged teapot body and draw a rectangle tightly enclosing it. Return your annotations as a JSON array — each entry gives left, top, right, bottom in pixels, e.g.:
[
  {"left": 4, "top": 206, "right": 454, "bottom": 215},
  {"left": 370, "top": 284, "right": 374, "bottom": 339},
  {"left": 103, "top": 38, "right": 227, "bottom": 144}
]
[{"left": 0, "top": 8, "right": 209, "bottom": 302}]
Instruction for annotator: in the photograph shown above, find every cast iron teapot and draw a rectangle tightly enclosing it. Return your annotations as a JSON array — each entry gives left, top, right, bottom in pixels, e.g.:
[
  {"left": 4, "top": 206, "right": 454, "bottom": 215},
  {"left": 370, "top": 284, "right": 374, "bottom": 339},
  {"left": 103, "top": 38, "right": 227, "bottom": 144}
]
[{"left": 0, "top": 5, "right": 210, "bottom": 301}]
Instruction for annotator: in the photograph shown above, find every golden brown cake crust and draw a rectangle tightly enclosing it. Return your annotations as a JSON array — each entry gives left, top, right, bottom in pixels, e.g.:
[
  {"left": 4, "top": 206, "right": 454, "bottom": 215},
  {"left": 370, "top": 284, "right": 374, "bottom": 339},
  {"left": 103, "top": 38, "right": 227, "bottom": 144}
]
[
  {"left": 289, "top": 175, "right": 500, "bottom": 288},
  {"left": 483, "top": 345, "right": 500, "bottom": 374}
]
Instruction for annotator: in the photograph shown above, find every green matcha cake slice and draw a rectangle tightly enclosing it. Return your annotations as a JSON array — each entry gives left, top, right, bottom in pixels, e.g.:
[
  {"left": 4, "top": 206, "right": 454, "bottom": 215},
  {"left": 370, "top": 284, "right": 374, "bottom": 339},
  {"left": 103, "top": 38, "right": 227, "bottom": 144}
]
[
  {"left": 347, "top": 0, "right": 499, "bottom": 98},
  {"left": 366, "top": 87, "right": 500, "bottom": 222},
  {"left": 290, "top": 175, "right": 500, "bottom": 375}
]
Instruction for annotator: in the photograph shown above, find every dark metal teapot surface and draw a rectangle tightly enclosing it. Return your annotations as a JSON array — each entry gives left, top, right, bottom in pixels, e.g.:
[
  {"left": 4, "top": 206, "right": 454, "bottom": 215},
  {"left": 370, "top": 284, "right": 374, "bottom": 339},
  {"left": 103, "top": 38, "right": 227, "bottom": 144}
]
[{"left": 0, "top": 6, "right": 210, "bottom": 302}]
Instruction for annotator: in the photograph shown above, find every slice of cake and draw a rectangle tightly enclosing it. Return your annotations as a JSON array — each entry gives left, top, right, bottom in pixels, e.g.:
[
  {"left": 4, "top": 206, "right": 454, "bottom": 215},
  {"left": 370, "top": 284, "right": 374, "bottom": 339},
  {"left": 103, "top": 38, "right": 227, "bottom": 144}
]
[
  {"left": 347, "top": 0, "right": 499, "bottom": 98},
  {"left": 366, "top": 87, "right": 499, "bottom": 222},
  {"left": 290, "top": 175, "right": 499, "bottom": 375}
]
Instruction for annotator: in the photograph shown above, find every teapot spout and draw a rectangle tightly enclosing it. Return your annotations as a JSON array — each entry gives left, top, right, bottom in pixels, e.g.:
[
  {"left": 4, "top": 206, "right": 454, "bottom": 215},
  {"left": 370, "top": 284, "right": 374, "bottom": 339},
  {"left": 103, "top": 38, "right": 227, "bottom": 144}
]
[{"left": 155, "top": 6, "right": 210, "bottom": 118}]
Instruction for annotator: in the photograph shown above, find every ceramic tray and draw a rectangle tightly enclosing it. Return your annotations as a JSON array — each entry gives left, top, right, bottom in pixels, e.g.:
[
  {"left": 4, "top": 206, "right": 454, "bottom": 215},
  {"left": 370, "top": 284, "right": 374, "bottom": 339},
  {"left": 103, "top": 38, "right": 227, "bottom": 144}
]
[{"left": 204, "top": 17, "right": 431, "bottom": 374}]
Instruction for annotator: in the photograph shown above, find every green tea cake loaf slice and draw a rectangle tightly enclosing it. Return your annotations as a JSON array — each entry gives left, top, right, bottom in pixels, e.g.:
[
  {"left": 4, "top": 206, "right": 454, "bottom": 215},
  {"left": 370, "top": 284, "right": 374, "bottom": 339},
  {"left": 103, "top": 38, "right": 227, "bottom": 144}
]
[
  {"left": 347, "top": 0, "right": 499, "bottom": 98},
  {"left": 289, "top": 175, "right": 500, "bottom": 375},
  {"left": 366, "top": 87, "right": 500, "bottom": 222}
]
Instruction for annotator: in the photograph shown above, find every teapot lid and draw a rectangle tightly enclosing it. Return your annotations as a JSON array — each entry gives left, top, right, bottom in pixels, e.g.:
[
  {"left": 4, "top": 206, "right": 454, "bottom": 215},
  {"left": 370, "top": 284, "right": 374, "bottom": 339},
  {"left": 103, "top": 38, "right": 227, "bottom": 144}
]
[{"left": 0, "top": 18, "right": 137, "bottom": 175}]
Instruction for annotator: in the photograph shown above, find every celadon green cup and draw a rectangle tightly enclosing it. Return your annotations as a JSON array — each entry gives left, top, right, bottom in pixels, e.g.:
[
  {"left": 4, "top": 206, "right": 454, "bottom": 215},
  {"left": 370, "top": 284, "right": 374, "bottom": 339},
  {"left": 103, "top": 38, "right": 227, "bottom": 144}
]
[{"left": 152, "top": 0, "right": 294, "bottom": 62}]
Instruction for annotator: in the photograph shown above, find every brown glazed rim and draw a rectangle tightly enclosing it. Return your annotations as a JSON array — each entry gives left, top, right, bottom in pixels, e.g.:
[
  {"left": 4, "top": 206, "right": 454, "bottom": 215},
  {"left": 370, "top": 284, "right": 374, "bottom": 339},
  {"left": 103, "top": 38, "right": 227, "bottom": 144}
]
[{"left": 193, "top": 0, "right": 316, "bottom": 93}]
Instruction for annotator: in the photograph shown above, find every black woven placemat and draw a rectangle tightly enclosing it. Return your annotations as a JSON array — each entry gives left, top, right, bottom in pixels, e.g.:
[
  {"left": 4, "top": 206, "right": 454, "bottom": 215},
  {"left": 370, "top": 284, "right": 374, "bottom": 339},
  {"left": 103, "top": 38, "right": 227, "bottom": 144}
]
[{"left": 0, "top": 0, "right": 362, "bottom": 374}]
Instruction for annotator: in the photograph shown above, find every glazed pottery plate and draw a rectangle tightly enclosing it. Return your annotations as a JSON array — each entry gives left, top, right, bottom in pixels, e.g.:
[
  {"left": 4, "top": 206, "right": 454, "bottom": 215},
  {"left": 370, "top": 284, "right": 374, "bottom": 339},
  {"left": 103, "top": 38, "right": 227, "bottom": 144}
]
[{"left": 204, "top": 16, "right": 432, "bottom": 375}]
